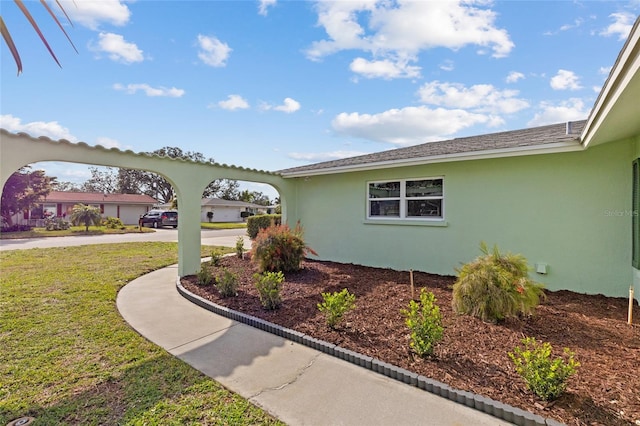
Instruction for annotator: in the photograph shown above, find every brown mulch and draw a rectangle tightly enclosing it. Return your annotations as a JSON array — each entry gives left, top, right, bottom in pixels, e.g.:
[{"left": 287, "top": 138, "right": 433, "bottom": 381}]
[{"left": 181, "top": 256, "right": 640, "bottom": 426}]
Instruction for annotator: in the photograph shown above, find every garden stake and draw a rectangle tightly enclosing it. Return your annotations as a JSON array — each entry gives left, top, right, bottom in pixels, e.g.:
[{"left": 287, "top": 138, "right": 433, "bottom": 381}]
[
  {"left": 410, "top": 269, "right": 415, "bottom": 300},
  {"left": 629, "top": 286, "right": 634, "bottom": 325}
]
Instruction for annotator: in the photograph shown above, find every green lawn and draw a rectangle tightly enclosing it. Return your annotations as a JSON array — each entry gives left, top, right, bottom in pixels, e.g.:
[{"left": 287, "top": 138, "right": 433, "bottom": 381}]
[
  {"left": 0, "top": 242, "right": 283, "bottom": 425},
  {"left": 0, "top": 223, "right": 246, "bottom": 239},
  {"left": 200, "top": 222, "right": 247, "bottom": 230}
]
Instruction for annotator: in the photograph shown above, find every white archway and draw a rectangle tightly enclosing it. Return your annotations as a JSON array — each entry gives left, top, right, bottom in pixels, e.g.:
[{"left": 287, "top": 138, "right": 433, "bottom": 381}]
[{"left": 0, "top": 129, "right": 294, "bottom": 276}]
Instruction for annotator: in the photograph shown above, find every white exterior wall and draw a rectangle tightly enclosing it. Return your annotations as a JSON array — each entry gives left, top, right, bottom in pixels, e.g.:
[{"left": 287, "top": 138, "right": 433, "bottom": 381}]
[{"left": 201, "top": 206, "right": 243, "bottom": 223}]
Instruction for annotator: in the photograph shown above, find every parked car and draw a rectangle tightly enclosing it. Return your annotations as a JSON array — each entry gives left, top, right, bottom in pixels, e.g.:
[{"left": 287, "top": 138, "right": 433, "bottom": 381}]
[{"left": 139, "top": 210, "right": 178, "bottom": 228}]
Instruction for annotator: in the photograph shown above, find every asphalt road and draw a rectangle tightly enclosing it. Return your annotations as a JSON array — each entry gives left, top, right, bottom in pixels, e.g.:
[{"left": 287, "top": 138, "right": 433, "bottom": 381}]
[{"left": 0, "top": 227, "right": 250, "bottom": 251}]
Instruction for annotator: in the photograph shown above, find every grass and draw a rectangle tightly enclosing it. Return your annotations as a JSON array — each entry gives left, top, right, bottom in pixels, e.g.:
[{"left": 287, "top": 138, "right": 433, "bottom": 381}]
[
  {"left": 0, "top": 242, "right": 283, "bottom": 425},
  {"left": 200, "top": 222, "right": 247, "bottom": 230},
  {"left": 0, "top": 223, "right": 247, "bottom": 239},
  {"left": 0, "top": 225, "right": 154, "bottom": 239}
]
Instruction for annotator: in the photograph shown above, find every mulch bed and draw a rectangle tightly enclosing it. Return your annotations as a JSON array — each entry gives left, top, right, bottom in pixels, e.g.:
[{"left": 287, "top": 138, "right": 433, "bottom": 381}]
[{"left": 181, "top": 256, "right": 640, "bottom": 426}]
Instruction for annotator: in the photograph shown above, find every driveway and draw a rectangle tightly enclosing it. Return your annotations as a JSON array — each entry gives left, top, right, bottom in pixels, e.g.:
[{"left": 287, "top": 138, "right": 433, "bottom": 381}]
[{"left": 0, "top": 228, "right": 250, "bottom": 251}]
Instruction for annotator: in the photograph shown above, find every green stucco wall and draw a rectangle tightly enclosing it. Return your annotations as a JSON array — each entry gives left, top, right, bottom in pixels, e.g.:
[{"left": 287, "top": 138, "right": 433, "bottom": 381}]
[{"left": 287, "top": 138, "right": 635, "bottom": 298}]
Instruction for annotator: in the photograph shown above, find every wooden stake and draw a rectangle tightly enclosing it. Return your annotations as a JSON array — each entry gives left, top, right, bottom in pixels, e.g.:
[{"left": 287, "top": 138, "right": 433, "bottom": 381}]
[
  {"left": 410, "top": 269, "right": 415, "bottom": 300},
  {"left": 629, "top": 286, "right": 635, "bottom": 325}
]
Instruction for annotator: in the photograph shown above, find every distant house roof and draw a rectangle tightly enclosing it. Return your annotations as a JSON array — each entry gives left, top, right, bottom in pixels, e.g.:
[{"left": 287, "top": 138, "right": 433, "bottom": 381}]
[
  {"left": 278, "top": 120, "right": 586, "bottom": 177},
  {"left": 43, "top": 191, "right": 157, "bottom": 205},
  {"left": 201, "top": 198, "right": 265, "bottom": 209}
]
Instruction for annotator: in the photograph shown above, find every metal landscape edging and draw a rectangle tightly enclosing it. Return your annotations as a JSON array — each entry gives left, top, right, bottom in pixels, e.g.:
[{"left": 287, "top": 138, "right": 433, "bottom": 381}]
[{"left": 176, "top": 278, "right": 565, "bottom": 426}]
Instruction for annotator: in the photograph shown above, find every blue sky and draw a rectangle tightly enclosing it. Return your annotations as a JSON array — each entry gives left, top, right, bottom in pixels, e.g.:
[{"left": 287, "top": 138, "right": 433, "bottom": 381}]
[{"left": 1, "top": 0, "right": 639, "bottom": 200}]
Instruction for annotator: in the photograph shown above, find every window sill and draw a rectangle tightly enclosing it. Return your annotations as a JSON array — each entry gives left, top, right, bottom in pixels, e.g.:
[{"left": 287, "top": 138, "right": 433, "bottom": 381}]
[{"left": 363, "top": 219, "right": 449, "bottom": 227}]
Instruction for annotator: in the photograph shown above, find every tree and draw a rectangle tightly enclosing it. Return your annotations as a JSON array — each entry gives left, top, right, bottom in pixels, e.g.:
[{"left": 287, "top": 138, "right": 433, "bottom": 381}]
[
  {"left": 52, "top": 181, "right": 82, "bottom": 192},
  {"left": 239, "top": 190, "right": 272, "bottom": 206},
  {"left": 69, "top": 204, "right": 102, "bottom": 232},
  {"left": 2, "top": 0, "right": 78, "bottom": 75},
  {"left": 1, "top": 167, "right": 55, "bottom": 225},
  {"left": 81, "top": 167, "right": 119, "bottom": 194}
]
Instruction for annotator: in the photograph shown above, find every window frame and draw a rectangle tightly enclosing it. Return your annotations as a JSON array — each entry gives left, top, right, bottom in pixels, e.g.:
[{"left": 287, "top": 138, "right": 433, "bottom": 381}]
[
  {"left": 633, "top": 159, "right": 639, "bottom": 269},
  {"left": 366, "top": 177, "right": 445, "bottom": 221}
]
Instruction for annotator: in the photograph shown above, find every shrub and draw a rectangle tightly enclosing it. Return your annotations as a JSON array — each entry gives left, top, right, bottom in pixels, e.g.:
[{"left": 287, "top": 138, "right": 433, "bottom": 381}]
[
  {"left": 235, "top": 236, "right": 245, "bottom": 258},
  {"left": 509, "top": 337, "right": 579, "bottom": 401},
  {"left": 250, "top": 222, "right": 316, "bottom": 273},
  {"left": 215, "top": 268, "right": 238, "bottom": 297},
  {"left": 246, "top": 214, "right": 281, "bottom": 239},
  {"left": 44, "top": 217, "right": 70, "bottom": 231},
  {"left": 102, "top": 216, "right": 124, "bottom": 229},
  {"left": 197, "top": 266, "right": 213, "bottom": 286},
  {"left": 0, "top": 224, "right": 32, "bottom": 232},
  {"left": 210, "top": 248, "right": 223, "bottom": 266},
  {"left": 254, "top": 271, "right": 284, "bottom": 310},
  {"left": 400, "top": 288, "right": 444, "bottom": 357},
  {"left": 318, "top": 288, "right": 356, "bottom": 329},
  {"left": 70, "top": 203, "right": 102, "bottom": 232},
  {"left": 452, "top": 242, "right": 545, "bottom": 322}
]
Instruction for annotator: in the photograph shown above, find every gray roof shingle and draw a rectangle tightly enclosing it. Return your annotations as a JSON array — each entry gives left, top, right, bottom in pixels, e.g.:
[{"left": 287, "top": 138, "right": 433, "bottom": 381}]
[{"left": 278, "top": 120, "right": 585, "bottom": 176}]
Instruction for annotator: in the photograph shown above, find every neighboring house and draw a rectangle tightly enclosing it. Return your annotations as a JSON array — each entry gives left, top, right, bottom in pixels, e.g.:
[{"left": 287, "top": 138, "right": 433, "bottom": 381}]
[
  {"left": 35, "top": 191, "right": 157, "bottom": 225},
  {"left": 200, "top": 198, "right": 267, "bottom": 222},
  {"left": 276, "top": 17, "right": 640, "bottom": 300}
]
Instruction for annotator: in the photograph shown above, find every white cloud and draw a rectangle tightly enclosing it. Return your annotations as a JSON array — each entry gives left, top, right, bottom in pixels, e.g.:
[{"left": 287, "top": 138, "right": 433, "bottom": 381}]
[
  {"left": 197, "top": 35, "right": 232, "bottom": 67},
  {"left": 598, "top": 66, "right": 612, "bottom": 75},
  {"left": 306, "top": 1, "right": 513, "bottom": 69},
  {"left": 218, "top": 95, "right": 250, "bottom": 110},
  {"left": 527, "top": 98, "right": 589, "bottom": 127},
  {"left": 91, "top": 32, "right": 144, "bottom": 64},
  {"left": 258, "top": 0, "right": 277, "bottom": 16},
  {"left": 331, "top": 106, "right": 492, "bottom": 146},
  {"left": 113, "top": 83, "right": 185, "bottom": 97},
  {"left": 600, "top": 12, "right": 635, "bottom": 40},
  {"left": 439, "top": 60, "right": 454, "bottom": 72},
  {"left": 418, "top": 81, "right": 529, "bottom": 114},
  {"left": 550, "top": 69, "right": 582, "bottom": 90},
  {"left": 0, "top": 114, "right": 77, "bottom": 141},
  {"left": 275, "top": 98, "right": 301, "bottom": 113},
  {"left": 506, "top": 71, "right": 524, "bottom": 83},
  {"left": 288, "top": 150, "right": 370, "bottom": 162},
  {"left": 350, "top": 57, "right": 421, "bottom": 79},
  {"left": 262, "top": 98, "right": 301, "bottom": 113},
  {"left": 61, "top": 0, "right": 131, "bottom": 30},
  {"left": 95, "top": 137, "right": 121, "bottom": 149}
]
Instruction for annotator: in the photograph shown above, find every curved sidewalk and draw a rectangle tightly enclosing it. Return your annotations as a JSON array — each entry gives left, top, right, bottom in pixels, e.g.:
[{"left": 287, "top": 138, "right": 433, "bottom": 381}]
[{"left": 117, "top": 265, "right": 513, "bottom": 426}]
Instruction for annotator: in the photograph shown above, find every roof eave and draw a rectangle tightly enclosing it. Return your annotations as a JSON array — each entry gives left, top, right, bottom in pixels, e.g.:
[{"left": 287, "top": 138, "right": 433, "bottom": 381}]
[{"left": 280, "top": 141, "right": 584, "bottom": 178}]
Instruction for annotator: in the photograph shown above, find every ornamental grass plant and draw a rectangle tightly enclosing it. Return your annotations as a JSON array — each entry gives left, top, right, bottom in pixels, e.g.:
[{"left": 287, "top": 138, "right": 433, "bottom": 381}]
[{"left": 452, "top": 242, "right": 545, "bottom": 322}]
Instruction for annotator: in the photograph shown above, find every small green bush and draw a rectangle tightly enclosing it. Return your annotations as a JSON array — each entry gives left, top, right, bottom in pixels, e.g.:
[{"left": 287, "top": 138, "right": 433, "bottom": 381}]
[
  {"left": 246, "top": 214, "right": 281, "bottom": 239},
  {"left": 318, "top": 288, "right": 356, "bottom": 329},
  {"left": 400, "top": 288, "right": 444, "bottom": 357},
  {"left": 210, "top": 248, "right": 223, "bottom": 266},
  {"left": 44, "top": 217, "right": 70, "bottom": 231},
  {"left": 235, "top": 236, "right": 245, "bottom": 258},
  {"left": 197, "top": 266, "right": 213, "bottom": 286},
  {"left": 102, "top": 216, "right": 124, "bottom": 229},
  {"left": 509, "top": 337, "right": 579, "bottom": 401},
  {"left": 254, "top": 271, "right": 284, "bottom": 310},
  {"left": 215, "top": 268, "right": 238, "bottom": 297},
  {"left": 452, "top": 242, "right": 545, "bottom": 322},
  {"left": 250, "top": 222, "right": 316, "bottom": 273}
]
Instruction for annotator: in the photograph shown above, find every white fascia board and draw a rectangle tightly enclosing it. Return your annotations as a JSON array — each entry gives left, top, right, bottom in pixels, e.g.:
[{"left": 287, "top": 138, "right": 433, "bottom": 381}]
[
  {"left": 581, "top": 18, "right": 640, "bottom": 148},
  {"left": 280, "top": 141, "right": 584, "bottom": 178}
]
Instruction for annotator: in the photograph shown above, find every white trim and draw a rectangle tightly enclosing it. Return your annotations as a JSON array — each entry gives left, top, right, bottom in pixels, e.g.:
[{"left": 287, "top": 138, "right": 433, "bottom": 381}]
[
  {"left": 281, "top": 141, "right": 583, "bottom": 178},
  {"left": 367, "top": 177, "right": 444, "bottom": 221}
]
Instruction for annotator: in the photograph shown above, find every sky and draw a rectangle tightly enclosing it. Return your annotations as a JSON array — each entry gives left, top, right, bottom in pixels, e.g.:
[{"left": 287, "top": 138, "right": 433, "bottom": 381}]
[{"left": 1, "top": 0, "right": 639, "bottom": 201}]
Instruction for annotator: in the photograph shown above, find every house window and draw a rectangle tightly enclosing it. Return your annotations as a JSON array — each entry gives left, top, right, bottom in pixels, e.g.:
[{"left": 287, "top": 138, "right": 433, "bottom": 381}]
[
  {"left": 368, "top": 178, "right": 444, "bottom": 220},
  {"left": 633, "top": 159, "right": 639, "bottom": 269}
]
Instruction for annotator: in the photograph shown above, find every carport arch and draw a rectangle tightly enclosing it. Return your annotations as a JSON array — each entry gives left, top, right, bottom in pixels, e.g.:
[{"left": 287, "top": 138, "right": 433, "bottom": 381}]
[{"left": 0, "top": 129, "right": 295, "bottom": 276}]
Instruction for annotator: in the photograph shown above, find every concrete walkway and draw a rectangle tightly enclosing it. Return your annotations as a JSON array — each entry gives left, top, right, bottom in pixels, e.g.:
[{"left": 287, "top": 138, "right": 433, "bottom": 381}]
[{"left": 117, "top": 265, "right": 514, "bottom": 426}]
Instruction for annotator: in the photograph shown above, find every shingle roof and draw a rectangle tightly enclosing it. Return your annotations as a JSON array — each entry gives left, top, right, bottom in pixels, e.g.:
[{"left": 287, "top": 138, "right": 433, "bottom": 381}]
[
  {"left": 278, "top": 120, "right": 586, "bottom": 176},
  {"left": 43, "top": 191, "right": 157, "bottom": 204}
]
